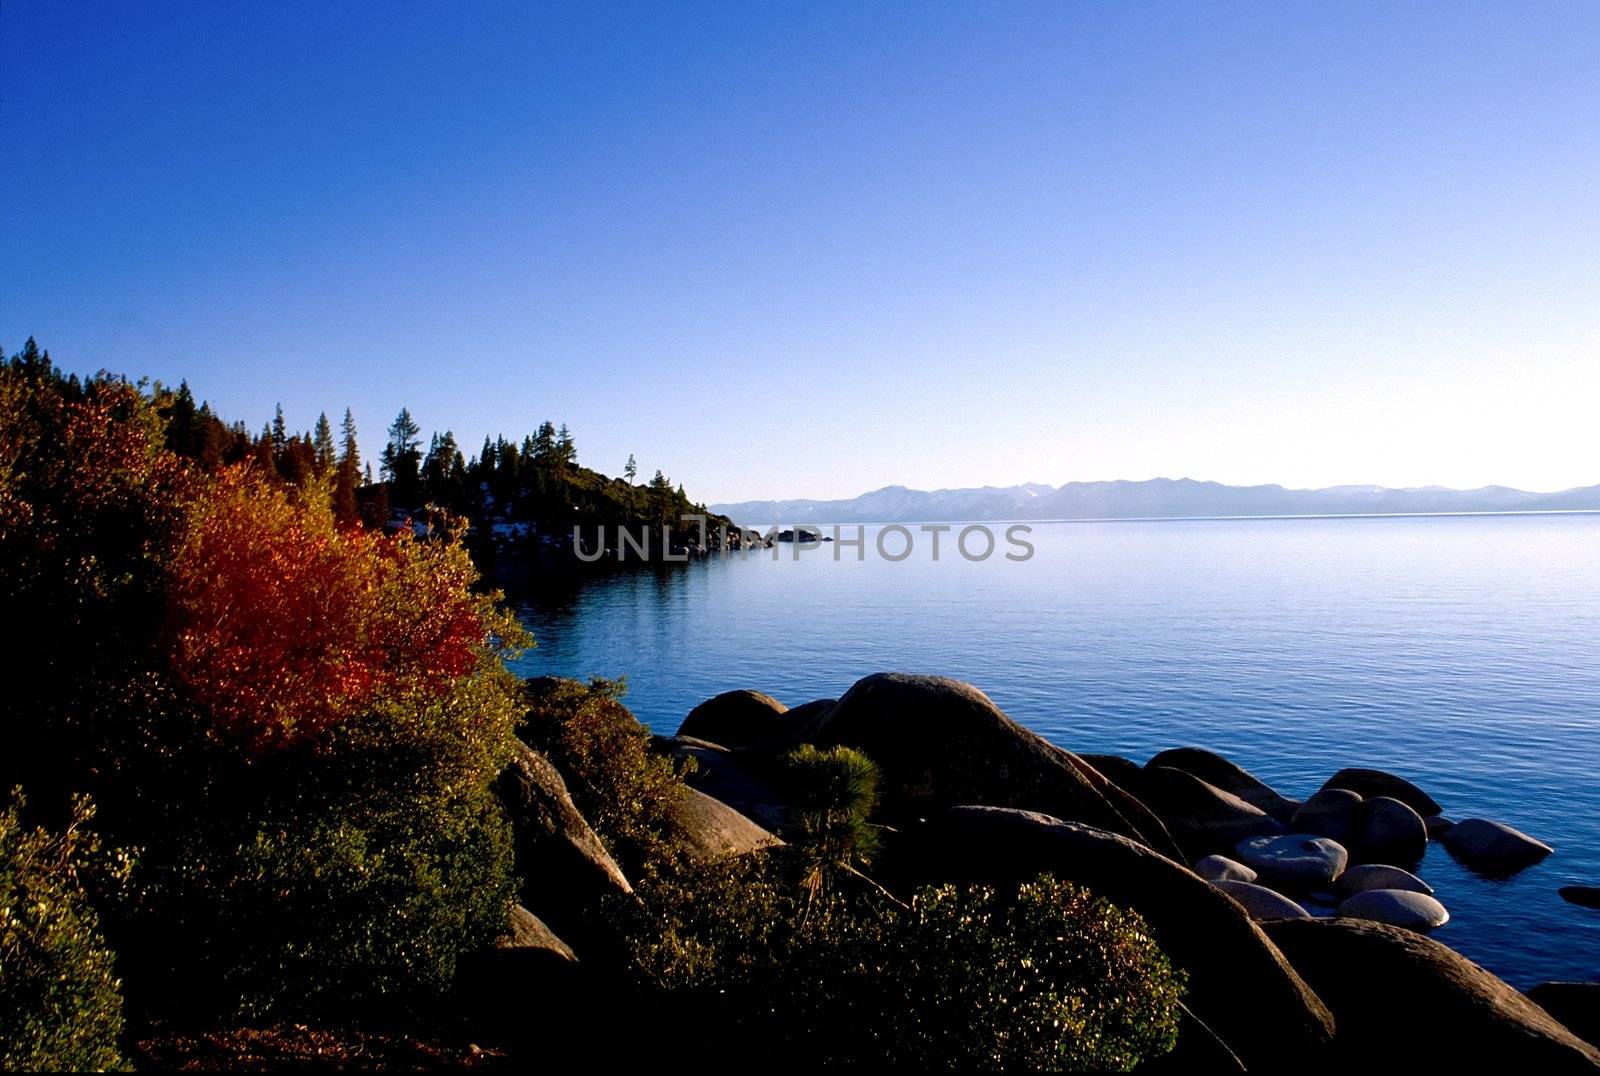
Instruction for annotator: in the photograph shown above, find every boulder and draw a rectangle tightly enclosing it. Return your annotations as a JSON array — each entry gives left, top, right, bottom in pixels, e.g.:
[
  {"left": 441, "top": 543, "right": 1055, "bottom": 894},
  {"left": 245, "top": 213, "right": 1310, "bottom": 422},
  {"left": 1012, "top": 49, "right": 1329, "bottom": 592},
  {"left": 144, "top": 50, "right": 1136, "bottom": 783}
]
[
  {"left": 890, "top": 806, "right": 1335, "bottom": 1070},
  {"left": 1263, "top": 917, "right": 1600, "bottom": 1067},
  {"left": 677, "top": 689, "right": 789, "bottom": 749},
  {"left": 1139, "top": 1001, "right": 1247, "bottom": 1073},
  {"left": 781, "top": 697, "right": 837, "bottom": 732},
  {"left": 498, "top": 903, "right": 578, "bottom": 962},
  {"left": 792, "top": 673, "right": 1181, "bottom": 859},
  {"left": 663, "top": 786, "right": 781, "bottom": 862},
  {"left": 1290, "top": 788, "right": 1364, "bottom": 845},
  {"left": 1079, "top": 753, "right": 1151, "bottom": 799},
  {"left": 1147, "top": 747, "right": 1301, "bottom": 823},
  {"left": 1213, "top": 879, "right": 1311, "bottom": 921},
  {"left": 1560, "top": 886, "right": 1600, "bottom": 910},
  {"left": 653, "top": 735, "right": 789, "bottom": 832},
  {"left": 1235, "top": 834, "right": 1349, "bottom": 890},
  {"left": 1194, "top": 854, "right": 1258, "bottom": 884},
  {"left": 456, "top": 905, "right": 584, "bottom": 1046},
  {"left": 1336, "top": 863, "right": 1433, "bottom": 896},
  {"left": 1336, "top": 889, "right": 1449, "bottom": 930},
  {"left": 1139, "top": 766, "right": 1286, "bottom": 859},
  {"left": 495, "top": 740, "right": 633, "bottom": 947},
  {"left": 1441, "top": 818, "right": 1554, "bottom": 874},
  {"left": 1526, "top": 983, "right": 1600, "bottom": 1050},
  {"left": 1321, "top": 767, "right": 1442, "bottom": 818},
  {"left": 1351, "top": 796, "right": 1428, "bottom": 865},
  {"left": 1425, "top": 813, "right": 1455, "bottom": 839}
]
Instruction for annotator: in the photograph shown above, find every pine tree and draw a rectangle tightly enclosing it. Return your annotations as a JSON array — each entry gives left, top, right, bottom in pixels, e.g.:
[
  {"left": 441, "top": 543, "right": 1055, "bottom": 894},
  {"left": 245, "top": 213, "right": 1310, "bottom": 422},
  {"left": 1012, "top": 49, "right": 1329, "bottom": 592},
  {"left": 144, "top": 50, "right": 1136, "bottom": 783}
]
[
  {"left": 312, "top": 412, "right": 336, "bottom": 476},
  {"left": 532, "top": 421, "right": 557, "bottom": 467},
  {"left": 380, "top": 407, "right": 423, "bottom": 503},
  {"left": 555, "top": 423, "right": 576, "bottom": 473},
  {"left": 624, "top": 454, "right": 638, "bottom": 485},
  {"left": 333, "top": 409, "right": 362, "bottom": 524},
  {"left": 271, "top": 404, "right": 288, "bottom": 461}
]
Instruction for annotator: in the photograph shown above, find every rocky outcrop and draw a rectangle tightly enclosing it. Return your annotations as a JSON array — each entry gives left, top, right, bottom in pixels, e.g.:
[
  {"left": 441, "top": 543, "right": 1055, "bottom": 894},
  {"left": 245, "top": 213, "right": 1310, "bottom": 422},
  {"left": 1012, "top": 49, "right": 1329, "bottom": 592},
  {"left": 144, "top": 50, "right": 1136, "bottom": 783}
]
[
  {"left": 1336, "top": 889, "right": 1449, "bottom": 930},
  {"left": 1147, "top": 747, "right": 1300, "bottom": 823},
  {"left": 1263, "top": 918, "right": 1600, "bottom": 1068},
  {"left": 1138, "top": 766, "right": 1285, "bottom": 859},
  {"left": 495, "top": 739, "right": 633, "bottom": 947},
  {"left": 1234, "top": 834, "right": 1349, "bottom": 890},
  {"left": 497, "top": 903, "right": 578, "bottom": 962},
  {"left": 677, "top": 689, "right": 789, "bottom": 749},
  {"left": 663, "top": 786, "right": 782, "bottom": 862},
  {"left": 792, "top": 673, "right": 1181, "bottom": 859},
  {"left": 889, "top": 806, "right": 1335, "bottom": 1070},
  {"left": 1442, "top": 818, "right": 1555, "bottom": 874},
  {"left": 653, "top": 735, "right": 789, "bottom": 832},
  {"left": 456, "top": 905, "right": 585, "bottom": 1047},
  {"left": 1526, "top": 983, "right": 1600, "bottom": 1050},
  {"left": 1321, "top": 767, "right": 1442, "bottom": 818},
  {"left": 1213, "top": 879, "right": 1311, "bottom": 921}
]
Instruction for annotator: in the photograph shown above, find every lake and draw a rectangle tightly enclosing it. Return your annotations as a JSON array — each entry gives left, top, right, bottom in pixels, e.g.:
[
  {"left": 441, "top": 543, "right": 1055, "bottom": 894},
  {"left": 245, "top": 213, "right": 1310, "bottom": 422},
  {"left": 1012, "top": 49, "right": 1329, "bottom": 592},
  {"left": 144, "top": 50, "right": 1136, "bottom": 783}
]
[{"left": 508, "top": 514, "right": 1600, "bottom": 988}]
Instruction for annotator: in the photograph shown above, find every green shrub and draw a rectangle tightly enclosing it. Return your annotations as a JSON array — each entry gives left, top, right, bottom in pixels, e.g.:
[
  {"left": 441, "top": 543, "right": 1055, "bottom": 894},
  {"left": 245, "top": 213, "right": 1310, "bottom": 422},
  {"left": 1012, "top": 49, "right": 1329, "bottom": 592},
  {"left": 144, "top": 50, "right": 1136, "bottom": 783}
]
[
  {"left": 0, "top": 792, "right": 133, "bottom": 1072},
  {"left": 780, "top": 743, "right": 881, "bottom": 891},
  {"left": 517, "top": 677, "right": 687, "bottom": 878},
  {"left": 615, "top": 854, "right": 1184, "bottom": 1071}
]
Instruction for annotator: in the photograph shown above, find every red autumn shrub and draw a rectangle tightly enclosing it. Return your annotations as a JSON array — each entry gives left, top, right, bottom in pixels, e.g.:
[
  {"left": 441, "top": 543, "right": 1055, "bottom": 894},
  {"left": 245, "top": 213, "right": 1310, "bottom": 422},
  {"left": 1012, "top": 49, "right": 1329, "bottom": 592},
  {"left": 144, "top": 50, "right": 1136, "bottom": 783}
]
[{"left": 166, "top": 467, "right": 522, "bottom": 750}]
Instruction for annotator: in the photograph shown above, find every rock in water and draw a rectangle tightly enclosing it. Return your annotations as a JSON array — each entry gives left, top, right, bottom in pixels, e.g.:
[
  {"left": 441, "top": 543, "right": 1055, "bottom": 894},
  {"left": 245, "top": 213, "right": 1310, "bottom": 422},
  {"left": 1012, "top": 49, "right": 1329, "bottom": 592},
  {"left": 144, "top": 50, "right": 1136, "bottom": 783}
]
[
  {"left": 662, "top": 786, "right": 781, "bottom": 862},
  {"left": 1321, "top": 767, "right": 1442, "bottom": 817},
  {"left": 495, "top": 740, "right": 633, "bottom": 949},
  {"left": 890, "top": 805, "right": 1335, "bottom": 1070},
  {"left": 1194, "top": 854, "right": 1258, "bottom": 884},
  {"left": 1559, "top": 885, "right": 1600, "bottom": 910},
  {"left": 1336, "top": 889, "right": 1449, "bottom": 930},
  {"left": 1213, "top": 879, "right": 1312, "bottom": 921},
  {"left": 1351, "top": 796, "right": 1428, "bottom": 865},
  {"left": 1291, "top": 788, "right": 1364, "bottom": 845},
  {"left": 1441, "top": 818, "right": 1554, "bottom": 874},
  {"left": 1526, "top": 983, "right": 1600, "bottom": 1050},
  {"left": 1336, "top": 863, "right": 1433, "bottom": 896},
  {"left": 1146, "top": 746, "right": 1302, "bottom": 823},
  {"left": 1235, "top": 834, "right": 1350, "bottom": 890},
  {"left": 1263, "top": 918, "right": 1600, "bottom": 1067},
  {"left": 653, "top": 734, "right": 790, "bottom": 831},
  {"left": 1138, "top": 766, "right": 1286, "bottom": 860},
  {"left": 677, "top": 689, "right": 789, "bottom": 749},
  {"left": 1425, "top": 813, "right": 1455, "bottom": 839},
  {"left": 792, "top": 672, "right": 1182, "bottom": 859}
]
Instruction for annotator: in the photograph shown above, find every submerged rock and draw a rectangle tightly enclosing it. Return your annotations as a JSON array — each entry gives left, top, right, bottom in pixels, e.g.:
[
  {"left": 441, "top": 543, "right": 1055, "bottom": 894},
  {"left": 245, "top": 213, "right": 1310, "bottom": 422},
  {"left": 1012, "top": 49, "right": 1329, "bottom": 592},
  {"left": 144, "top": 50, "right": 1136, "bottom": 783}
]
[
  {"left": 1425, "top": 813, "right": 1455, "bottom": 839},
  {"left": 1194, "top": 854, "right": 1258, "bottom": 884},
  {"left": 1559, "top": 885, "right": 1600, "bottom": 910},
  {"left": 1213, "top": 879, "right": 1312, "bottom": 921},
  {"left": 1263, "top": 918, "right": 1600, "bottom": 1067},
  {"left": 1337, "top": 889, "right": 1449, "bottom": 931},
  {"left": 890, "top": 806, "right": 1335, "bottom": 1070},
  {"left": 1321, "top": 767, "right": 1442, "bottom": 818},
  {"left": 1441, "top": 818, "right": 1554, "bottom": 874},
  {"left": 1235, "top": 834, "right": 1350, "bottom": 890},
  {"left": 1336, "top": 863, "right": 1433, "bottom": 896}
]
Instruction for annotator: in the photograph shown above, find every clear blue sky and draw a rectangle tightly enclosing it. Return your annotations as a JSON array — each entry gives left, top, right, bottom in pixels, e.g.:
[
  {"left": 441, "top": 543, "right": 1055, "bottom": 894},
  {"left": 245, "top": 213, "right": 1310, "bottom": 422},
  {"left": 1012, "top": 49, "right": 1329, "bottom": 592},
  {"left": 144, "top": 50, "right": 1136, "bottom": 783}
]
[{"left": 4, "top": 2, "right": 1597, "bottom": 501}]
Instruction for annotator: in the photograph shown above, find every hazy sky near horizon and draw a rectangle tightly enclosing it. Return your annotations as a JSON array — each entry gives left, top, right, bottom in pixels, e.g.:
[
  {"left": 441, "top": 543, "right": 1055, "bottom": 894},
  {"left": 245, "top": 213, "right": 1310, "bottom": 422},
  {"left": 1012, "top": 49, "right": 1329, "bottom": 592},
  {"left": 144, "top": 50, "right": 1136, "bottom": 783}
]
[{"left": 4, "top": 2, "right": 1598, "bottom": 501}]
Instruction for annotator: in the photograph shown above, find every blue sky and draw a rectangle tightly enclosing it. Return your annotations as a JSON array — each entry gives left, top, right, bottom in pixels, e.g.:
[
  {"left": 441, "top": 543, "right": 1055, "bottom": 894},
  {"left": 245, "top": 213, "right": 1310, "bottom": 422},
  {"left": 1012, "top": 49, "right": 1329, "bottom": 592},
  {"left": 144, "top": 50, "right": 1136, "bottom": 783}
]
[{"left": 4, "top": 2, "right": 1597, "bottom": 501}]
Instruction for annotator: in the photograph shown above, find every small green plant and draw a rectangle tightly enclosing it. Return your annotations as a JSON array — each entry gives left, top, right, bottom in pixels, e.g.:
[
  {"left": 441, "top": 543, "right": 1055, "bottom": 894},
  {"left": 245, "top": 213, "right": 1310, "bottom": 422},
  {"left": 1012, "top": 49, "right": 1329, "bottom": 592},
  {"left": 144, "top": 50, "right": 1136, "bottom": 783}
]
[
  {"left": 0, "top": 791, "right": 133, "bottom": 1073},
  {"left": 780, "top": 743, "right": 882, "bottom": 895}
]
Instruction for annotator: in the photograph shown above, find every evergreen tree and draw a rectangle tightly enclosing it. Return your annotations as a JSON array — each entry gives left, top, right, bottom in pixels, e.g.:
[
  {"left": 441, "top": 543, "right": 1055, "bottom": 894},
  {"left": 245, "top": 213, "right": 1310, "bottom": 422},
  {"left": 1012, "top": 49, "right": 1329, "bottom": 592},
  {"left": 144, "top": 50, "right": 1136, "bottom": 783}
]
[
  {"left": 380, "top": 407, "right": 423, "bottom": 502},
  {"left": 555, "top": 423, "right": 576, "bottom": 474},
  {"left": 532, "top": 421, "right": 557, "bottom": 467},
  {"left": 270, "top": 404, "right": 288, "bottom": 461},
  {"left": 333, "top": 409, "right": 361, "bottom": 524},
  {"left": 312, "top": 412, "right": 336, "bottom": 477},
  {"left": 624, "top": 454, "right": 638, "bottom": 485}
]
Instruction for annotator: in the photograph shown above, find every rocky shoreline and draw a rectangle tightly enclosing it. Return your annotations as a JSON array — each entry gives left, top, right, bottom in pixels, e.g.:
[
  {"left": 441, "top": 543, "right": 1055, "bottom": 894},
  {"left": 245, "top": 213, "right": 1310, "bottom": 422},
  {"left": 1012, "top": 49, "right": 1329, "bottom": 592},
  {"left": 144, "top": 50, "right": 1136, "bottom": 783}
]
[{"left": 483, "top": 671, "right": 1600, "bottom": 1069}]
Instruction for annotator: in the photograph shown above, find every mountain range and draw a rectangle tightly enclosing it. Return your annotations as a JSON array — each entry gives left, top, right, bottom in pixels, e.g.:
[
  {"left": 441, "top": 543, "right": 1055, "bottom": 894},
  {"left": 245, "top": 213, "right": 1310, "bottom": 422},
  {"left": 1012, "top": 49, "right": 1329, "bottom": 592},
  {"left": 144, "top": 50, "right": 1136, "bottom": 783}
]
[{"left": 710, "top": 478, "right": 1600, "bottom": 525}]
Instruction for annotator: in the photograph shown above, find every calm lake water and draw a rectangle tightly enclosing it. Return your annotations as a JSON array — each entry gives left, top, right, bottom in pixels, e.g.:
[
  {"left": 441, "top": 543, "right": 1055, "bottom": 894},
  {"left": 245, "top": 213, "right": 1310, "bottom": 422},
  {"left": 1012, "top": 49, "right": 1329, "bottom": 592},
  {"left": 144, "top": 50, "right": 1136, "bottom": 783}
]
[{"left": 508, "top": 514, "right": 1600, "bottom": 988}]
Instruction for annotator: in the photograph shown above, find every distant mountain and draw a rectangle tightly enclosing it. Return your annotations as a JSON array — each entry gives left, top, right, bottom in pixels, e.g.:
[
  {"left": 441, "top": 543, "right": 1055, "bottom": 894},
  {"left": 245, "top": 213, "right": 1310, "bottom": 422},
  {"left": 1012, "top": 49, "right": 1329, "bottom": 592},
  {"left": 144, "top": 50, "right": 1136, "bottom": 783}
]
[{"left": 710, "top": 477, "right": 1600, "bottom": 526}]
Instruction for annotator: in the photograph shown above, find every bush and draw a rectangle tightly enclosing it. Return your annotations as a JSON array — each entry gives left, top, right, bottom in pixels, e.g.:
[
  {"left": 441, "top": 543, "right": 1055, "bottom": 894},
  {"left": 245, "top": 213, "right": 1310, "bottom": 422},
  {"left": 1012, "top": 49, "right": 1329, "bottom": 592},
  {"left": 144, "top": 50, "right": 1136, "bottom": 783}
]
[
  {"left": 615, "top": 854, "right": 1185, "bottom": 1071},
  {"left": 517, "top": 677, "right": 687, "bottom": 878},
  {"left": 0, "top": 792, "right": 133, "bottom": 1072},
  {"left": 780, "top": 743, "right": 881, "bottom": 891}
]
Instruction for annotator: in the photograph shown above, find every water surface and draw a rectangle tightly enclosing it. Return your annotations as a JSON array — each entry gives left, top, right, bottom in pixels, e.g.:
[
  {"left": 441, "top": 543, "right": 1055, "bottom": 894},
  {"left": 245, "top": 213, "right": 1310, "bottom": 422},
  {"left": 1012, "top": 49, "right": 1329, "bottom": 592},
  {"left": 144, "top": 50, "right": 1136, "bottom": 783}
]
[{"left": 509, "top": 515, "right": 1600, "bottom": 987}]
